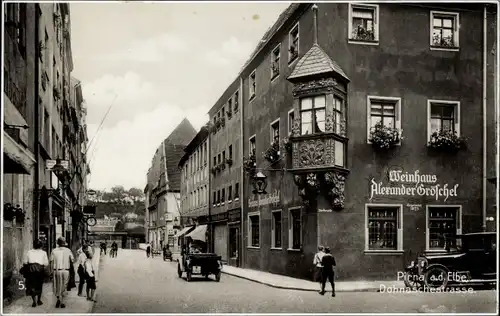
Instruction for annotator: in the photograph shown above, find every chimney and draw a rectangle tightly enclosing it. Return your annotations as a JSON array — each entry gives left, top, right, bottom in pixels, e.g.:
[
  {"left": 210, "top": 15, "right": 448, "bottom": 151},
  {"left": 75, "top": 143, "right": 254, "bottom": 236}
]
[{"left": 312, "top": 4, "right": 319, "bottom": 44}]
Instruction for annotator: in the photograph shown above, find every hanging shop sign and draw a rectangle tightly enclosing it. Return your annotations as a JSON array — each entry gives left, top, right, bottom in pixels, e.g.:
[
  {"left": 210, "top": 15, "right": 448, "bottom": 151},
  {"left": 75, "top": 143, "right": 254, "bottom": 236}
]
[
  {"left": 369, "top": 169, "right": 459, "bottom": 202},
  {"left": 248, "top": 189, "right": 280, "bottom": 208}
]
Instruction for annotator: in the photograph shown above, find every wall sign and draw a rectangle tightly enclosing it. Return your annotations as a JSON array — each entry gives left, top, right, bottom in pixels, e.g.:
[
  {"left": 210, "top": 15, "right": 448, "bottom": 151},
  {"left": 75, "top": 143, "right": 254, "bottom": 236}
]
[
  {"left": 370, "top": 169, "right": 459, "bottom": 202},
  {"left": 248, "top": 190, "right": 280, "bottom": 208}
]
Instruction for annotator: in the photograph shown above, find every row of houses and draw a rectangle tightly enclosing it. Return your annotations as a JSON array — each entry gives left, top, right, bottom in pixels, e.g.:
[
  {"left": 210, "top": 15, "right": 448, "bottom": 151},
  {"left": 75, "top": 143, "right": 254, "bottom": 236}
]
[
  {"left": 147, "top": 2, "right": 498, "bottom": 281},
  {"left": 3, "top": 3, "right": 90, "bottom": 302}
]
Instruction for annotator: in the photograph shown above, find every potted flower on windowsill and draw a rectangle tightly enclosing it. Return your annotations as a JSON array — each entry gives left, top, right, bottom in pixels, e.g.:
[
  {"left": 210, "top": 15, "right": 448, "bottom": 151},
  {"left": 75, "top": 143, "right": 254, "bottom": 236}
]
[
  {"left": 281, "top": 137, "right": 292, "bottom": 152},
  {"left": 226, "top": 158, "right": 233, "bottom": 166},
  {"left": 220, "top": 160, "right": 226, "bottom": 170},
  {"left": 211, "top": 167, "right": 217, "bottom": 175},
  {"left": 352, "top": 25, "right": 375, "bottom": 41},
  {"left": 220, "top": 116, "right": 226, "bottom": 128},
  {"left": 215, "top": 164, "right": 222, "bottom": 172},
  {"left": 289, "top": 46, "right": 298, "bottom": 60},
  {"left": 263, "top": 141, "right": 281, "bottom": 164},
  {"left": 215, "top": 118, "right": 221, "bottom": 130},
  {"left": 428, "top": 129, "right": 465, "bottom": 151},
  {"left": 369, "top": 121, "right": 403, "bottom": 150},
  {"left": 243, "top": 151, "right": 257, "bottom": 176},
  {"left": 227, "top": 110, "right": 233, "bottom": 119}
]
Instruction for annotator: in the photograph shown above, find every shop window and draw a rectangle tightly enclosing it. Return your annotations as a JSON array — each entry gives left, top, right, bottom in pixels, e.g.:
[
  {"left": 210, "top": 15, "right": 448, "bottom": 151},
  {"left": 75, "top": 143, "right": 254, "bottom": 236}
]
[
  {"left": 272, "top": 210, "right": 282, "bottom": 249},
  {"left": 228, "top": 185, "right": 232, "bottom": 202},
  {"left": 270, "top": 119, "right": 280, "bottom": 144},
  {"left": 234, "top": 182, "right": 240, "bottom": 200},
  {"left": 249, "top": 71, "right": 256, "bottom": 100},
  {"left": 427, "top": 206, "right": 461, "bottom": 251},
  {"left": 365, "top": 204, "right": 403, "bottom": 252},
  {"left": 287, "top": 109, "right": 294, "bottom": 136},
  {"left": 229, "top": 227, "right": 239, "bottom": 258},
  {"left": 271, "top": 44, "right": 281, "bottom": 80},
  {"left": 367, "top": 96, "right": 402, "bottom": 144},
  {"left": 348, "top": 4, "right": 379, "bottom": 44},
  {"left": 427, "top": 100, "right": 460, "bottom": 140},
  {"left": 288, "top": 207, "right": 302, "bottom": 250},
  {"left": 430, "top": 11, "right": 459, "bottom": 50},
  {"left": 248, "top": 212, "right": 260, "bottom": 248},
  {"left": 300, "top": 95, "right": 326, "bottom": 135},
  {"left": 288, "top": 23, "right": 299, "bottom": 63}
]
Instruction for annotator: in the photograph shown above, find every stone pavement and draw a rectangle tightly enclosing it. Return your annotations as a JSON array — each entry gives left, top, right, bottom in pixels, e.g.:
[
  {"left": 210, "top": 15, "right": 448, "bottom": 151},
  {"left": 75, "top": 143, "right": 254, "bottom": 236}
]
[
  {"left": 3, "top": 247, "right": 102, "bottom": 314},
  {"left": 220, "top": 265, "right": 405, "bottom": 293}
]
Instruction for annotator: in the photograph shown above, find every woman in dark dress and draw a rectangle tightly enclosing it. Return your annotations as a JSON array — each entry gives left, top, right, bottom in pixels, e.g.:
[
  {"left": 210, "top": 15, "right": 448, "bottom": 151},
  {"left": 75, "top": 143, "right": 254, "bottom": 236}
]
[{"left": 21, "top": 239, "right": 49, "bottom": 307}]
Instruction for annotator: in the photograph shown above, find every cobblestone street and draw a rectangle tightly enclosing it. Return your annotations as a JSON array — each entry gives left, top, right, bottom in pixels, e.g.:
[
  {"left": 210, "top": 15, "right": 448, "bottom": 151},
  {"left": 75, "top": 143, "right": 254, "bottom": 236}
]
[{"left": 92, "top": 249, "right": 497, "bottom": 313}]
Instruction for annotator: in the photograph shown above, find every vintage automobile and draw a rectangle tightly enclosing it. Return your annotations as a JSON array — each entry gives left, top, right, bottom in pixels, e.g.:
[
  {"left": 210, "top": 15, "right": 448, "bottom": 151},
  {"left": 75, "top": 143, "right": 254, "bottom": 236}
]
[
  {"left": 163, "top": 248, "right": 173, "bottom": 261},
  {"left": 404, "top": 232, "right": 497, "bottom": 289},
  {"left": 177, "top": 250, "right": 223, "bottom": 282}
]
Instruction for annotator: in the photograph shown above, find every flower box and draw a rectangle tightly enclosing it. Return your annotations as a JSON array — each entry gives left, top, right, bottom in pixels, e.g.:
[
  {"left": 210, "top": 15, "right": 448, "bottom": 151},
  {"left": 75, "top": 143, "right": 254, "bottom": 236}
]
[
  {"left": 211, "top": 167, "right": 217, "bottom": 175},
  {"left": 226, "top": 158, "right": 233, "bottom": 166},
  {"left": 220, "top": 161, "right": 226, "bottom": 170},
  {"left": 227, "top": 111, "right": 232, "bottom": 119},
  {"left": 243, "top": 152, "right": 257, "bottom": 176},
  {"left": 215, "top": 165, "right": 222, "bottom": 172},
  {"left": 220, "top": 116, "right": 226, "bottom": 127},
  {"left": 352, "top": 25, "right": 375, "bottom": 41},
  {"left": 369, "top": 121, "right": 402, "bottom": 150},
  {"left": 263, "top": 141, "right": 281, "bottom": 164},
  {"left": 428, "top": 129, "right": 465, "bottom": 151}
]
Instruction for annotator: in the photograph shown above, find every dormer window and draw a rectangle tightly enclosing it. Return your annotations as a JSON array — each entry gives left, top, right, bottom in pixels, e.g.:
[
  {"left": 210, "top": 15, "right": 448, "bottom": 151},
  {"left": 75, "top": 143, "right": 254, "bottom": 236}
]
[{"left": 300, "top": 95, "right": 326, "bottom": 135}]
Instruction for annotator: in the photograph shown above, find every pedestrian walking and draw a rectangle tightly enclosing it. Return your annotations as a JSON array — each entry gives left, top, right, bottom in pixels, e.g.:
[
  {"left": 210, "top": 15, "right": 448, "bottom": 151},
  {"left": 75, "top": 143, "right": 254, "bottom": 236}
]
[
  {"left": 100, "top": 242, "right": 107, "bottom": 255},
  {"left": 319, "top": 247, "right": 336, "bottom": 297},
  {"left": 21, "top": 239, "right": 49, "bottom": 307},
  {"left": 50, "top": 237, "right": 75, "bottom": 308},
  {"left": 111, "top": 241, "right": 118, "bottom": 258},
  {"left": 84, "top": 252, "right": 97, "bottom": 302},
  {"left": 76, "top": 245, "right": 88, "bottom": 296},
  {"left": 146, "top": 244, "right": 151, "bottom": 258},
  {"left": 313, "top": 245, "right": 325, "bottom": 290}
]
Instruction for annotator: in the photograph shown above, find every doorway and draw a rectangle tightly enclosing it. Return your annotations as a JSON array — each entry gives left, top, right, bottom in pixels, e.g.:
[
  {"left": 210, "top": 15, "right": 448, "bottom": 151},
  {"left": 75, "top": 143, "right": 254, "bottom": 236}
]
[{"left": 228, "top": 225, "right": 240, "bottom": 267}]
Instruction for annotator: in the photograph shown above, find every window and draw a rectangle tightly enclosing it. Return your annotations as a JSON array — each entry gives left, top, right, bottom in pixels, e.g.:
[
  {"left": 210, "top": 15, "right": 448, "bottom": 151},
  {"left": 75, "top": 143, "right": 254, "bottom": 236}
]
[
  {"left": 213, "top": 156, "right": 216, "bottom": 167},
  {"left": 271, "top": 44, "right": 281, "bottom": 79},
  {"left": 228, "top": 185, "right": 232, "bottom": 202},
  {"left": 222, "top": 106, "right": 225, "bottom": 119},
  {"left": 348, "top": 4, "right": 379, "bottom": 44},
  {"left": 300, "top": 95, "right": 326, "bottom": 135},
  {"left": 235, "top": 182, "right": 240, "bottom": 200},
  {"left": 204, "top": 143, "right": 207, "bottom": 164},
  {"left": 287, "top": 109, "right": 295, "bottom": 136},
  {"left": 234, "top": 91, "right": 239, "bottom": 112},
  {"left": 365, "top": 204, "right": 403, "bottom": 252},
  {"left": 222, "top": 150, "right": 226, "bottom": 162},
  {"left": 221, "top": 188, "right": 225, "bottom": 204},
  {"left": 217, "top": 190, "right": 221, "bottom": 205},
  {"left": 272, "top": 211, "right": 282, "bottom": 249},
  {"left": 229, "top": 145, "right": 233, "bottom": 160},
  {"left": 270, "top": 119, "right": 280, "bottom": 144},
  {"left": 249, "top": 71, "right": 256, "bottom": 100},
  {"left": 228, "top": 98, "right": 232, "bottom": 116},
  {"left": 427, "top": 100, "right": 460, "bottom": 140},
  {"left": 249, "top": 135, "right": 256, "bottom": 156},
  {"left": 333, "top": 96, "right": 345, "bottom": 135},
  {"left": 288, "top": 208, "right": 302, "bottom": 250},
  {"left": 218, "top": 153, "right": 221, "bottom": 165},
  {"left": 426, "top": 206, "right": 461, "bottom": 251},
  {"left": 430, "top": 11, "right": 459, "bottom": 49},
  {"left": 248, "top": 212, "right": 260, "bottom": 248},
  {"left": 288, "top": 23, "right": 299, "bottom": 63},
  {"left": 213, "top": 191, "right": 216, "bottom": 207},
  {"left": 367, "top": 96, "right": 402, "bottom": 144}
]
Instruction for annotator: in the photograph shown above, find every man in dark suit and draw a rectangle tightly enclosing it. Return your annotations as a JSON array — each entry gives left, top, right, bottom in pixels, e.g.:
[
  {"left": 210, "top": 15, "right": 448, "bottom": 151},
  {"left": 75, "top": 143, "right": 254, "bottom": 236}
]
[{"left": 320, "top": 247, "right": 336, "bottom": 297}]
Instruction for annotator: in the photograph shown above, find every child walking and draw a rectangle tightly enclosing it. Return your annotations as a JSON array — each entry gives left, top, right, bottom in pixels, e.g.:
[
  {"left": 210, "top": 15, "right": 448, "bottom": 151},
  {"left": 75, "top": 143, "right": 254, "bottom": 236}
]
[{"left": 84, "top": 252, "right": 97, "bottom": 302}]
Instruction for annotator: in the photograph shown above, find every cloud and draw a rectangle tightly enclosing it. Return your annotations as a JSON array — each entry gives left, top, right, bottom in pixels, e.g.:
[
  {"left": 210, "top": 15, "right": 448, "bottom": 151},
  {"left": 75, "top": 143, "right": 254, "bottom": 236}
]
[
  {"left": 82, "top": 72, "right": 171, "bottom": 127},
  {"left": 100, "top": 33, "right": 189, "bottom": 63},
  {"left": 86, "top": 104, "right": 208, "bottom": 191},
  {"left": 203, "top": 36, "right": 253, "bottom": 67}
]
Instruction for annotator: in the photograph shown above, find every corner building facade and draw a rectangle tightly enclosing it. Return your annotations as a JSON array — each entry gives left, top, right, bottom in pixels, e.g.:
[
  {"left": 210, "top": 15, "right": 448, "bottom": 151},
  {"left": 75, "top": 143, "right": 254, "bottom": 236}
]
[{"left": 223, "top": 3, "right": 498, "bottom": 281}]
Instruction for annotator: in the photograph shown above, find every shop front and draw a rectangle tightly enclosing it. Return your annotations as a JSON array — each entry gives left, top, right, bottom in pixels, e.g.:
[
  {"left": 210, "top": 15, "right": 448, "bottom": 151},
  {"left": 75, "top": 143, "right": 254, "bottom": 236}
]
[{"left": 227, "top": 209, "right": 241, "bottom": 267}]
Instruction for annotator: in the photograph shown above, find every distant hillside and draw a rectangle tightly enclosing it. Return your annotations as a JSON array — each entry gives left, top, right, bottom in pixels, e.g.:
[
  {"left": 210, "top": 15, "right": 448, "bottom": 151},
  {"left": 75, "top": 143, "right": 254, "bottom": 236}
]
[
  {"left": 93, "top": 201, "right": 145, "bottom": 220},
  {"left": 87, "top": 186, "right": 146, "bottom": 219}
]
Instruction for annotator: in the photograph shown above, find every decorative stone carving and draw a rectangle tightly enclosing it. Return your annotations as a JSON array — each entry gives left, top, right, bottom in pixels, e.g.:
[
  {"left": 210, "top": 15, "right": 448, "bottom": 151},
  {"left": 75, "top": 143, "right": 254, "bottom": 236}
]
[
  {"left": 292, "top": 77, "right": 345, "bottom": 97},
  {"left": 292, "top": 117, "right": 301, "bottom": 137},
  {"left": 323, "top": 171, "right": 347, "bottom": 210},
  {"left": 298, "top": 140, "right": 325, "bottom": 167},
  {"left": 325, "top": 113, "right": 334, "bottom": 132}
]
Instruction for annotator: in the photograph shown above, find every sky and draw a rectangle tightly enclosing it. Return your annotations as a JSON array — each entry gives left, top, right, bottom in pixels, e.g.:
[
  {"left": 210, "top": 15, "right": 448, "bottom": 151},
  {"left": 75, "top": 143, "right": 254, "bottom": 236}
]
[{"left": 70, "top": 2, "right": 289, "bottom": 191}]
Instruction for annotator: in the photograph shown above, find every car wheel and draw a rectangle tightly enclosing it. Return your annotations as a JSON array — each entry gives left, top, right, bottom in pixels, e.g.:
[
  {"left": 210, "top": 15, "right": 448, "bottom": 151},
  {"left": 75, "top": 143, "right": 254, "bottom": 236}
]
[
  {"left": 215, "top": 271, "right": 221, "bottom": 282},
  {"left": 424, "top": 266, "right": 449, "bottom": 289},
  {"left": 187, "top": 270, "right": 192, "bottom": 282},
  {"left": 177, "top": 264, "right": 182, "bottom": 278}
]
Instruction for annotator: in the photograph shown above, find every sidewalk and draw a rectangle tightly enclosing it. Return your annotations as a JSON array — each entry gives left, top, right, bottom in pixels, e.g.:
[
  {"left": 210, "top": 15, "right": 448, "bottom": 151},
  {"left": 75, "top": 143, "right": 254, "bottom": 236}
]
[
  {"left": 221, "top": 265, "right": 405, "bottom": 293},
  {"left": 3, "top": 248, "right": 102, "bottom": 314}
]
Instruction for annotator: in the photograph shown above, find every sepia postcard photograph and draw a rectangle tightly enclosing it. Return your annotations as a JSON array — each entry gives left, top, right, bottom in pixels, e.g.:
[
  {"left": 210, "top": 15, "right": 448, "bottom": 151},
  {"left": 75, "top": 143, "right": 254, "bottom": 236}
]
[{"left": 1, "top": 0, "right": 499, "bottom": 314}]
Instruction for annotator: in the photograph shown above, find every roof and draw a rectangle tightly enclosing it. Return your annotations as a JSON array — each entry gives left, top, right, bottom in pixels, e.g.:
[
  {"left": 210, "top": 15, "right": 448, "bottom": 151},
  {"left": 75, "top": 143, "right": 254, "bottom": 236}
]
[
  {"left": 179, "top": 126, "right": 210, "bottom": 167},
  {"left": 288, "top": 44, "right": 349, "bottom": 81},
  {"left": 165, "top": 118, "right": 197, "bottom": 146},
  {"left": 163, "top": 142, "right": 187, "bottom": 192}
]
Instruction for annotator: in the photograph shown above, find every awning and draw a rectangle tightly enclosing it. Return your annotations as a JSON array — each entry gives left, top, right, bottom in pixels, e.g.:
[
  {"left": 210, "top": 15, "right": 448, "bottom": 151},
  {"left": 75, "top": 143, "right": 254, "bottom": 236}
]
[
  {"left": 174, "top": 226, "right": 194, "bottom": 238},
  {"left": 185, "top": 225, "right": 208, "bottom": 242}
]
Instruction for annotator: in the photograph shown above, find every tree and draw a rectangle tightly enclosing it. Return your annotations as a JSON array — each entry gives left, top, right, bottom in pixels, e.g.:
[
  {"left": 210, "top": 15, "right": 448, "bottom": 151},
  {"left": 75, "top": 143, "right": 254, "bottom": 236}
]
[
  {"left": 128, "top": 187, "right": 144, "bottom": 198},
  {"left": 110, "top": 185, "right": 126, "bottom": 200}
]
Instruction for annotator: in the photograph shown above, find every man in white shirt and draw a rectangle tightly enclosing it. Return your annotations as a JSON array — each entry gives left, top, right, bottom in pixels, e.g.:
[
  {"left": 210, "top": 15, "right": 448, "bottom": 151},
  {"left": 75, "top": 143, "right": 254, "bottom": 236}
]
[
  {"left": 75, "top": 245, "right": 88, "bottom": 296},
  {"left": 313, "top": 245, "right": 325, "bottom": 292},
  {"left": 50, "top": 237, "right": 74, "bottom": 308}
]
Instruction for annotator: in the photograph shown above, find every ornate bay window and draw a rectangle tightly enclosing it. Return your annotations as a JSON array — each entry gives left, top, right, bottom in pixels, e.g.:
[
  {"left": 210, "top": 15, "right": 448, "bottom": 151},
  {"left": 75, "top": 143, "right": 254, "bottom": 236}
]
[{"left": 286, "top": 43, "right": 350, "bottom": 210}]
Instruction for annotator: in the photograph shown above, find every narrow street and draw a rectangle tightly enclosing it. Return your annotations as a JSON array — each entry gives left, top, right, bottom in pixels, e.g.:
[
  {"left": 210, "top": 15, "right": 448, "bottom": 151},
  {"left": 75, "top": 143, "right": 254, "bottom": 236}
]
[{"left": 92, "top": 249, "right": 496, "bottom": 313}]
